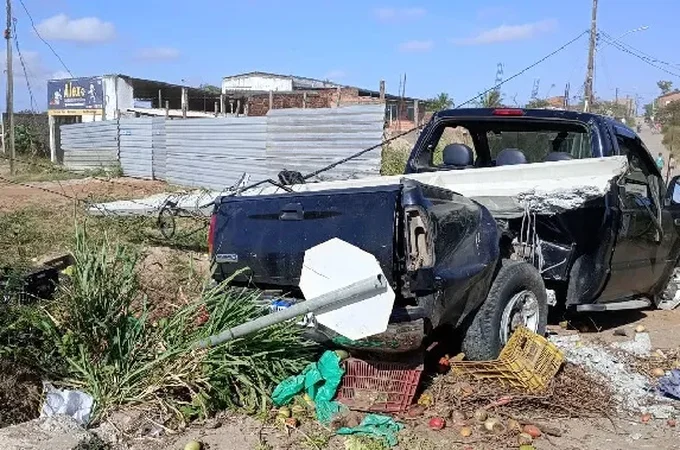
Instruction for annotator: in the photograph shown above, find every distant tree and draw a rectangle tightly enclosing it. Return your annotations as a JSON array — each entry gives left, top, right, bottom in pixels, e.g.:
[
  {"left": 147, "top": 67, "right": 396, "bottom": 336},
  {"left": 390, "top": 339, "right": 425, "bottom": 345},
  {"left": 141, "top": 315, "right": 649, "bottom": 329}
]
[
  {"left": 425, "top": 93, "right": 454, "bottom": 111},
  {"left": 477, "top": 90, "right": 503, "bottom": 108},
  {"left": 525, "top": 98, "right": 551, "bottom": 109},
  {"left": 199, "top": 84, "right": 221, "bottom": 95},
  {"left": 658, "top": 80, "right": 673, "bottom": 95},
  {"left": 644, "top": 102, "right": 655, "bottom": 120}
]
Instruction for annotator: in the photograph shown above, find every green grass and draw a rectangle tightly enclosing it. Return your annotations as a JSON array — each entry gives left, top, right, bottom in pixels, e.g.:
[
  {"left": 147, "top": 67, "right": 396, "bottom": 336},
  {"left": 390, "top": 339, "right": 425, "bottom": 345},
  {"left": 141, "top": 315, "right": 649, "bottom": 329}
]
[
  {"left": 40, "top": 228, "right": 316, "bottom": 424},
  {"left": 3, "top": 156, "right": 85, "bottom": 183}
]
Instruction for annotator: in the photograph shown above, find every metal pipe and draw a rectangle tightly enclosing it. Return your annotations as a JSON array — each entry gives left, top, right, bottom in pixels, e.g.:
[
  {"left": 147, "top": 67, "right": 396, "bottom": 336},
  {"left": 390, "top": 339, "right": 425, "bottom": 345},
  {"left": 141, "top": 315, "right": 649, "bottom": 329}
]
[{"left": 195, "top": 274, "right": 388, "bottom": 348}]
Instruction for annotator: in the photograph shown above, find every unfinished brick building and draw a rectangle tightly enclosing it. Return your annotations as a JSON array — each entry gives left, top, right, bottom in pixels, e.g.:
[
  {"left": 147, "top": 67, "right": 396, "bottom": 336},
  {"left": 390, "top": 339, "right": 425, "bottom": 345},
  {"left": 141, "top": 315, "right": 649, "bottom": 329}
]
[{"left": 220, "top": 72, "right": 426, "bottom": 132}]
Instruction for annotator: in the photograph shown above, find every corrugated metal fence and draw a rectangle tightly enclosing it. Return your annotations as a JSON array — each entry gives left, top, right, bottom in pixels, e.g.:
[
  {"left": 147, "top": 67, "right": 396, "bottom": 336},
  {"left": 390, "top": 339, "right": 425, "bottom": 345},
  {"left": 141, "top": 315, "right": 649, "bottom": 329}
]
[
  {"left": 165, "top": 117, "right": 268, "bottom": 189},
  {"left": 267, "top": 105, "right": 385, "bottom": 180},
  {"left": 61, "top": 121, "right": 118, "bottom": 171},
  {"left": 60, "top": 104, "right": 386, "bottom": 187}
]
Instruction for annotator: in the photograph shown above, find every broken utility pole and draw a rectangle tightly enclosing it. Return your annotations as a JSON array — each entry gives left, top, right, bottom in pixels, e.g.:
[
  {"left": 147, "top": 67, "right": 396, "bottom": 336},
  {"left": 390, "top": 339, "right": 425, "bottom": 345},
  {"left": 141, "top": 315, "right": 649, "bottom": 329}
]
[
  {"left": 583, "top": 0, "right": 598, "bottom": 113},
  {"left": 5, "top": 0, "right": 15, "bottom": 175}
]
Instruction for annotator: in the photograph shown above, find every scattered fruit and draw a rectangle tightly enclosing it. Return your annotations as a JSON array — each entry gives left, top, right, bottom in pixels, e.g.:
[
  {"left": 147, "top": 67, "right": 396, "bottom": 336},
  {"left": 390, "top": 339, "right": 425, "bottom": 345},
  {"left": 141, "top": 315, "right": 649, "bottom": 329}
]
[
  {"left": 668, "top": 419, "right": 677, "bottom": 428},
  {"left": 451, "top": 352, "right": 465, "bottom": 362},
  {"left": 285, "top": 417, "right": 299, "bottom": 428},
  {"left": 518, "top": 446, "right": 536, "bottom": 450},
  {"left": 507, "top": 418, "right": 522, "bottom": 432},
  {"left": 459, "top": 426, "right": 472, "bottom": 437},
  {"left": 302, "top": 393, "right": 315, "bottom": 408},
  {"left": 518, "top": 432, "right": 534, "bottom": 446},
  {"left": 335, "top": 349, "right": 350, "bottom": 361},
  {"left": 484, "top": 417, "right": 504, "bottom": 434},
  {"left": 473, "top": 408, "right": 488, "bottom": 422},
  {"left": 559, "top": 320, "right": 569, "bottom": 329},
  {"left": 277, "top": 407, "right": 291, "bottom": 418},
  {"left": 418, "top": 393, "right": 434, "bottom": 407},
  {"left": 523, "top": 424, "right": 542, "bottom": 438},
  {"left": 641, "top": 413, "right": 652, "bottom": 423},
  {"left": 407, "top": 405, "right": 426, "bottom": 417},
  {"left": 291, "top": 405, "right": 306, "bottom": 416},
  {"left": 184, "top": 441, "right": 202, "bottom": 450},
  {"left": 428, "top": 417, "right": 446, "bottom": 430},
  {"left": 652, "top": 368, "right": 666, "bottom": 378},
  {"left": 450, "top": 410, "right": 467, "bottom": 425},
  {"left": 635, "top": 325, "right": 647, "bottom": 333}
]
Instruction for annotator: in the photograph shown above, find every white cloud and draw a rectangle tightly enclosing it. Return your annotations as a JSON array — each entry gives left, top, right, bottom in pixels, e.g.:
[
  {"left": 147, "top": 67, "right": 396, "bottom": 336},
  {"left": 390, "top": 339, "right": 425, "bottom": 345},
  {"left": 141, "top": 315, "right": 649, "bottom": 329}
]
[
  {"left": 399, "top": 40, "right": 433, "bottom": 52},
  {"left": 135, "top": 47, "right": 181, "bottom": 61},
  {"left": 35, "top": 14, "right": 116, "bottom": 43},
  {"left": 374, "top": 7, "right": 426, "bottom": 22},
  {"left": 324, "top": 70, "right": 346, "bottom": 80},
  {"left": 452, "top": 19, "right": 557, "bottom": 46}
]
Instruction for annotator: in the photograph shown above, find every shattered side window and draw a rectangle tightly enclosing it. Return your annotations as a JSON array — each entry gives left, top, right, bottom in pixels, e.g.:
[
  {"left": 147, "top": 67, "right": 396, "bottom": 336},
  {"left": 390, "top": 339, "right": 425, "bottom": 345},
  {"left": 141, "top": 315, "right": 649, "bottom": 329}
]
[
  {"left": 487, "top": 130, "right": 590, "bottom": 163},
  {"left": 431, "top": 126, "right": 476, "bottom": 165}
]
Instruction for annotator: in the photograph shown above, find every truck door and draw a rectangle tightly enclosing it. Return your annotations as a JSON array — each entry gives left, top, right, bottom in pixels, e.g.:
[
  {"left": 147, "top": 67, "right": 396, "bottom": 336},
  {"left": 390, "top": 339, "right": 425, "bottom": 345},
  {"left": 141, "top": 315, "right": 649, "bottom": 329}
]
[{"left": 599, "top": 129, "right": 664, "bottom": 302}]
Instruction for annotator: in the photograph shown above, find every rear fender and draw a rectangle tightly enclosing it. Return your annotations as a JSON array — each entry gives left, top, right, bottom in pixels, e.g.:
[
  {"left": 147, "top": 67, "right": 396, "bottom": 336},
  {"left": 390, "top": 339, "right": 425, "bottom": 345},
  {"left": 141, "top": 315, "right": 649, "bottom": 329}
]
[{"left": 400, "top": 179, "right": 500, "bottom": 328}]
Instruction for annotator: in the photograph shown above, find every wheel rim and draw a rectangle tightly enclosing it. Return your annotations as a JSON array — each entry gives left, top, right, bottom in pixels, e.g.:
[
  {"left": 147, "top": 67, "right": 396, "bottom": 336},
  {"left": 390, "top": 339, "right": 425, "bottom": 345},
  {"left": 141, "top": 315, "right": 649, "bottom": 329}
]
[{"left": 499, "top": 290, "right": 539, "bottom": 345}]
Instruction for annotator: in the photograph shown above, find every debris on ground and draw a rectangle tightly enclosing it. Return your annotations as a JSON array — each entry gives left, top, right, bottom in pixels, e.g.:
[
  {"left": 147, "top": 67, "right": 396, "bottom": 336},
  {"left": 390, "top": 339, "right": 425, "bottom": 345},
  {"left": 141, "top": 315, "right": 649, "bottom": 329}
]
[
  {"left": 612, "top": 331, "right": 652, "bottom": 356},
  {"left": 658, "top": 369, "right": 680, "bottom": 400},
  {"left": 336, "top": 414, "right": 404, "bottom": 447},
  {"left": 551, "top": 334, "right": 676, "bottom": 418},
  {"left": 40, "top": 384, "right": 93, "bottom": 426},
  {"left": 272, "top": 350, "right": 345, "bottom": 424},
  {"left": 448, "top": 327, "right": 564, "bottom": 392}
]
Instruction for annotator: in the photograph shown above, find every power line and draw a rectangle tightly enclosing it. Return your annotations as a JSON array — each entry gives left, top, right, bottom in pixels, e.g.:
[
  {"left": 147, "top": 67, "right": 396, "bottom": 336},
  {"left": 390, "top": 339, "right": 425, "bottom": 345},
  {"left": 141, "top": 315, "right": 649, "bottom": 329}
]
[
  {"left": 457, "top": 30, "right": 589, "bottom": 108},
  {"left": 599, "top": 32, "right": 680, "bottom": 78},
  {"left": 16, "top": 0, "right": 73, "bottom": 77},
  {"left": 601, "top": 30, "right": 680, "bottom": 69},
  {"left": 12, "top": 18, "right": 36, "bottom": 111}
]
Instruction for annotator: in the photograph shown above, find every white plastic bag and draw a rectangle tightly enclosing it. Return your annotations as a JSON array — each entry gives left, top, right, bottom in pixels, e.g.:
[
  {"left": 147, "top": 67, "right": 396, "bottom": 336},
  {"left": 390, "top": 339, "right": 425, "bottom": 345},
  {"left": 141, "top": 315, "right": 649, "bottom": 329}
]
[{"left": 40, "top": 382, "right": 94, "bottom": 426}]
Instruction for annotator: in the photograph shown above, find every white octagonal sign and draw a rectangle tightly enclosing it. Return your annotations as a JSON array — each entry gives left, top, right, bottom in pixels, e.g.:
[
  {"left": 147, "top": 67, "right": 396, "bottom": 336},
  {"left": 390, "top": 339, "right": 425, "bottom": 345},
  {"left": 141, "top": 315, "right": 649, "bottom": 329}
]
[{"left": 299, "top": 238, "right": 395, "bottom": 340}]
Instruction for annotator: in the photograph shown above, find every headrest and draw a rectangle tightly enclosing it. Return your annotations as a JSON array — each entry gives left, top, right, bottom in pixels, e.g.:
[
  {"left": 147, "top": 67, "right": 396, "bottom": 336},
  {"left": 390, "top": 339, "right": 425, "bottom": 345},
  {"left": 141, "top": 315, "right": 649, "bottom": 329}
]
[
  {"left": 442, "top": 143, "right": 474, "bottom": 167},
  {"left": 496, "top": 148, "right": 527, "bottom": 166}
]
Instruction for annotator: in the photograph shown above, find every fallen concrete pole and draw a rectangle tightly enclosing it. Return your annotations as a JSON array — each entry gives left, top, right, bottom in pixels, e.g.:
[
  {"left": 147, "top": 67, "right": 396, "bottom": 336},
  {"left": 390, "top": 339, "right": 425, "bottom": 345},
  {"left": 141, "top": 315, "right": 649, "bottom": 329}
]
[{"left": 196, "top": 274, "right": 388, "bottom": 348}]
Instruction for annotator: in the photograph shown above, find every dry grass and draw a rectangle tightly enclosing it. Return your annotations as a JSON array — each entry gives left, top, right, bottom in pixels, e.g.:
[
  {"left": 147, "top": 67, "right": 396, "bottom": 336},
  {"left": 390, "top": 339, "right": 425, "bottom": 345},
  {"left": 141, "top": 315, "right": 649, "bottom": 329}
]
[{"left": 426, "top": 363, "right": 614, "bottom": 420}]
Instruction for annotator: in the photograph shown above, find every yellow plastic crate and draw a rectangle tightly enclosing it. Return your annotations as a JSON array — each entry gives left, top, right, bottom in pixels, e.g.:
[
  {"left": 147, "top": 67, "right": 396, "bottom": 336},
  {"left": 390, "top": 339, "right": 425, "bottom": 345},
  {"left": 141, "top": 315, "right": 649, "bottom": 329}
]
[{"left": 449, "top": 327, "right": 564, "bottom": 392}]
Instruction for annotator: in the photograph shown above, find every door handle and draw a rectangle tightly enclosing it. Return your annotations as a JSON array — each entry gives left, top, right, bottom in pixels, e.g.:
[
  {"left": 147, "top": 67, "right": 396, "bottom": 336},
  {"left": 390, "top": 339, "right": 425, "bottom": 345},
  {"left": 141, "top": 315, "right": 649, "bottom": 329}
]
[
  {"left": 280, "top": 203, "right": 303, "bottom": 221},
  {"left": 674, "top": 218, "right": 680, "bottom": 226}
]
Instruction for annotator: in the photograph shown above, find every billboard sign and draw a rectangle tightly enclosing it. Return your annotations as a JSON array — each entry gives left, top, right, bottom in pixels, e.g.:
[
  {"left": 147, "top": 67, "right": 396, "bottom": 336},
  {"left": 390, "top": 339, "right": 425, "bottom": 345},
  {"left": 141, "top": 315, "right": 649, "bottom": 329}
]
[{"left": 48, "top": 77, "right": 104, "bottom": 115}]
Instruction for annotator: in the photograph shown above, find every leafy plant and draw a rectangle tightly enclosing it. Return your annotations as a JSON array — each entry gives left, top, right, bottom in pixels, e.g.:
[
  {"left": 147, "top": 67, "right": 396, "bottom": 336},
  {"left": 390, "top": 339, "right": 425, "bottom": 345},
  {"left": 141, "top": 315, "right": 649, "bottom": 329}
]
[{"left": 49, "top": 228, "right": 316, "bottom": 422}]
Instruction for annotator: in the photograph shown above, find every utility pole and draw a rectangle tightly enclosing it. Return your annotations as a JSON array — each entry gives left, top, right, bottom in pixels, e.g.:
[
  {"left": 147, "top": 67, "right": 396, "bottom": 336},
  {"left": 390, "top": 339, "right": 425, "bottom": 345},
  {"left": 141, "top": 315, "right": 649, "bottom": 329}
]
[
  {"left": 5, "top": 0, "right": 14, "bottom": 175},
  {"left": 583, "top": 0, "right": 598, "bottom": 113}
]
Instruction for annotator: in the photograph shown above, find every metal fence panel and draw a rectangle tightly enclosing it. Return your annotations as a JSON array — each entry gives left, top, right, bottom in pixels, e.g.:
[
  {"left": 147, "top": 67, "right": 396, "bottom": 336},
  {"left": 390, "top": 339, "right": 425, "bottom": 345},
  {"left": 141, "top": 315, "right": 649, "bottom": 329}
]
[
  {"left": 61, "top": 121, "right": 118, "bottom": 171},
  {"left": 165, "top": 117, "right": 267, "bottom": 189},
  {"left": 266, "top": 104, "right": 385, "bottom": 181},
  {"left": 152, "top": 118, "right": 166, "bottom": 180},
  {"left": 119, "top": 118, "right": 153, "bottom": 179}
]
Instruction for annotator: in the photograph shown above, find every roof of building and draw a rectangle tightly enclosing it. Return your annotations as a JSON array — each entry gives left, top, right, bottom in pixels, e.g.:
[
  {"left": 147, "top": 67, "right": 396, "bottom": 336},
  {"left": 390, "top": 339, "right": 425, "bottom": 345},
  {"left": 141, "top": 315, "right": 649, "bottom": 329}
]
[{"left": 222, "top": 71, "right": 423, "bottom": 101}]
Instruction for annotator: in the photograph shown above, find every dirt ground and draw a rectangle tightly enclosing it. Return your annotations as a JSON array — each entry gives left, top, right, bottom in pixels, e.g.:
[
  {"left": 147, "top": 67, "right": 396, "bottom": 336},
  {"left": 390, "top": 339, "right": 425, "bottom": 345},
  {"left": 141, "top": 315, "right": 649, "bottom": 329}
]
[{"left": 0, "top": 175, "right": 168, "bottom": 212}]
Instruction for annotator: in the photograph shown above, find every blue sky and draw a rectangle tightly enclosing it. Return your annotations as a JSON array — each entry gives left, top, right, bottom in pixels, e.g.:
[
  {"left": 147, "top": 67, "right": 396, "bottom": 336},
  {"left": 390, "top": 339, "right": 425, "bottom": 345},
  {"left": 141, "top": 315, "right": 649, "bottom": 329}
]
[{"left": 4, "top": 0, "right": 680, "bottom": 111}]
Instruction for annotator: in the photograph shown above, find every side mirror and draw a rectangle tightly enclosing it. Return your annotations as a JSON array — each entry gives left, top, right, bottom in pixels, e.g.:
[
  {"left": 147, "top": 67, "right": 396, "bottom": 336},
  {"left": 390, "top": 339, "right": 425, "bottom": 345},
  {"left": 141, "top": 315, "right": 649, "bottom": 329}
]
[{"left": 666, "top": 175, "right": 680, "bottom": 205}]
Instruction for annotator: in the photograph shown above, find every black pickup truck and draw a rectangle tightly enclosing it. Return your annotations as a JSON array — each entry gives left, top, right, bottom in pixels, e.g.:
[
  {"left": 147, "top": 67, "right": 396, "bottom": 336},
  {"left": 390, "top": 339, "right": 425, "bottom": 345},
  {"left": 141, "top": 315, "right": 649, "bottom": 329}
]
[{"left": 209, "top": 108, "right": 680, "bottom": 360}]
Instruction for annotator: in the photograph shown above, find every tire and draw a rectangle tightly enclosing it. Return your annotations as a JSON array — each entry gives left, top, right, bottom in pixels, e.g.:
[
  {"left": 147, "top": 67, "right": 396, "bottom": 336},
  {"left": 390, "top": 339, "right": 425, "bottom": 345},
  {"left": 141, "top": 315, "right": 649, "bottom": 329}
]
[{"left": 461, "top": 259, "right": 548, "bottom": 361}]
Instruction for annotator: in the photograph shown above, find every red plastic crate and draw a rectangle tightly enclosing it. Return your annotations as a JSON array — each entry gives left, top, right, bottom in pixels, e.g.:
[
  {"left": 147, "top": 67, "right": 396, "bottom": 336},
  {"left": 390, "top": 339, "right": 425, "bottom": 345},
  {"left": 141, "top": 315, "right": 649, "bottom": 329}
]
[{"left": 336, "top": 357, "right": 424, "bottom": 413}]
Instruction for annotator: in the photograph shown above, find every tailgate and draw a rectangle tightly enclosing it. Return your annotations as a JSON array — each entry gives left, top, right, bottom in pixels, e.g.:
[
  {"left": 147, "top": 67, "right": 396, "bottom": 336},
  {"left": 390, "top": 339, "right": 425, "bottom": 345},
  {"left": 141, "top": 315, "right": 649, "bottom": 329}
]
[{"left": 212, "top": 185, "right": 401, "bottom": 286}]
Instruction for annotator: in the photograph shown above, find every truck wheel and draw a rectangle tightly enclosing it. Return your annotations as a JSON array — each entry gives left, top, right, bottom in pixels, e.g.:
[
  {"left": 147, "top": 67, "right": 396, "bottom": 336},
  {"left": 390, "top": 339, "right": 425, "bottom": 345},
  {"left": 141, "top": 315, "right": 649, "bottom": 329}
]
[{"left": 461, "top": 259, "right": 548, "bottom": 360}]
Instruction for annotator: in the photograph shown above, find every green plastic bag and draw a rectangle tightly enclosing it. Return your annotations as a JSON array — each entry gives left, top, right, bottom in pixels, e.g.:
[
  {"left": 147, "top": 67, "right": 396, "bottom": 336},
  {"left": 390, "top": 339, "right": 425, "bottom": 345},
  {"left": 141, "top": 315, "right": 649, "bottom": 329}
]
[
  {"left": 271, "top": 350, "right": 345, "bottom": 424},
  {"left": 337, "top": 414, "right": 404, "bottom": 447}
]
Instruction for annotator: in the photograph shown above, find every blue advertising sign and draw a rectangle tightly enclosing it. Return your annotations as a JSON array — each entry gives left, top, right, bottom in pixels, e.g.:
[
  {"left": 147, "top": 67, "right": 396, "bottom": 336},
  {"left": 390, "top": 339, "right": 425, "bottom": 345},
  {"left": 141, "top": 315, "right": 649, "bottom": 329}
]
[{"left": 48, "top": 77, "right": 104, "bottom": 115}]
